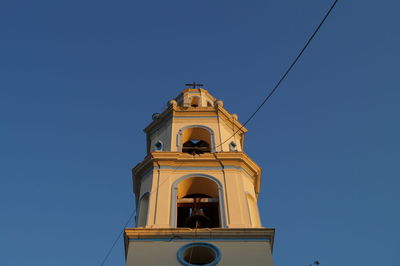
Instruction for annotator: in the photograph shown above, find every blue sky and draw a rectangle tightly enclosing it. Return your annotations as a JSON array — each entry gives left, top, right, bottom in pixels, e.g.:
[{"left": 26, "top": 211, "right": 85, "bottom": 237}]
[{"left": 1, "top": 0, "right": 399, "bottom": 265}]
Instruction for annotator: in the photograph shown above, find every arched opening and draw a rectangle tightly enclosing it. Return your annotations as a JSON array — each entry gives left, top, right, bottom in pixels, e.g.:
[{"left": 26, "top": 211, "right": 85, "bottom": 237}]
[
  {"left": 176, "top": 177, "right": 220, "bottom": 228},
  {"left": 137, "top": 193, "right": 149, "bottom": 227},
  {"left": 181, "top": 127, "right": 211, "bottom": 155},
  {"left": 191, "top": 97, "right": 200, "bottom": 107}
]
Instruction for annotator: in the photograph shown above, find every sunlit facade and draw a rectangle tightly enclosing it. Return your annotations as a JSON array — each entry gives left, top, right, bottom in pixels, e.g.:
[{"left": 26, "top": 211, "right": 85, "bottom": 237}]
[{"left": 124, "top": 87, "right": 274, "bottom": 265}]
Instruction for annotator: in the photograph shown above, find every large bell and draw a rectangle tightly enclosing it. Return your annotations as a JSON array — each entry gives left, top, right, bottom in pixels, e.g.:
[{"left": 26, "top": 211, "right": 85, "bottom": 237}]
[{"left": 184, "top": 207, "right": 211, "bottom": 228}]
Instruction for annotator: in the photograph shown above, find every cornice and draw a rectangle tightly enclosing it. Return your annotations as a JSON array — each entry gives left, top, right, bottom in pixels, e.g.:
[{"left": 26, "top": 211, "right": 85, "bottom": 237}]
[
  {"left": 124, "top": 227, "right": 275, "bottom": 250},
  {"left": 142, "top": 104, "right": 247, "bottom": 135},
  {"left": 125, "top": 227, "right": 274, "bottom": 239},
  {"left": 215, "top": 105, "right": 247, "bottom": 134},
  {"left": 132, "top": 152, "right": 262, "bottom": 194},
  {"left": 143, "top": 108, "right": 173, "bottom": 134}
]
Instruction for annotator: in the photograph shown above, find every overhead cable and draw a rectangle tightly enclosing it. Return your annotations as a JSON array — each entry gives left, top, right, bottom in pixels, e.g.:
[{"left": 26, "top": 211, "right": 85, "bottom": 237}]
[
  {"left": 217, "top": 0, "right": 339, "bottom": 148},
  {"left": 100, "top": 210, "right": 136, "bottom": 266}
]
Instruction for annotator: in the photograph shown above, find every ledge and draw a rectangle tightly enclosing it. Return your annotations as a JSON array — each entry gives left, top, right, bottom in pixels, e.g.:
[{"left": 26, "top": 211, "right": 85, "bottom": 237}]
[
  {"left": 124, "top": 227, "right": 275, "bottom": 248},
  {"left": 133, "top": 152, "right": 262, "bottom": 195}
]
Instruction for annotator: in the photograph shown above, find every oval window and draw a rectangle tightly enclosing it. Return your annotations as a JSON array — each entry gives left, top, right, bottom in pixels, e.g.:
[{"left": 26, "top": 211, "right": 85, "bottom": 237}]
[
  {"left": 177, "top": 243, "right": 221, "bottom": 266},
  {"left": 229, "top": 141, "right": 237, "bottom": 151},
  {"left": 155, "top": 141, "right": 163, "bottom": 151}
]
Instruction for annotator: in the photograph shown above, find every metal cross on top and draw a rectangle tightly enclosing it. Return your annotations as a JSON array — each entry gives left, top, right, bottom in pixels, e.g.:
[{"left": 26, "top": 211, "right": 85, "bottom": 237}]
[{"left": 185, "top": 82, "right": 204, "bottom": 89}]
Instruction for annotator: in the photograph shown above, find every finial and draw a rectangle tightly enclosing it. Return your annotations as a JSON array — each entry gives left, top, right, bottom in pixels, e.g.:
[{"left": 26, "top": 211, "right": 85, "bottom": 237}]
[
  {"left": 215, "top": 100, "right": 224, "bottom": 107},
  {"left": 152, "top": 113, "right": 160, "bottom": 120},
  {"left": 168, "top": 99, "right": 177, "bottom": 107}
]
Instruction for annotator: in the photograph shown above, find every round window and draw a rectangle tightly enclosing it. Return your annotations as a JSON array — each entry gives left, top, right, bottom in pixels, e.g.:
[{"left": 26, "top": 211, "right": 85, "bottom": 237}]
[{"left": 177, "top": 243, "right": 221, "bottom": 266}]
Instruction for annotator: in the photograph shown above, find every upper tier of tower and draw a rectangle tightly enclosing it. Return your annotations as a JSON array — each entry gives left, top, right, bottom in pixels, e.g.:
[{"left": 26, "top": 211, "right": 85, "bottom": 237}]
[{"left": 144, "top": 87, "right": 247, "bottom": 155}]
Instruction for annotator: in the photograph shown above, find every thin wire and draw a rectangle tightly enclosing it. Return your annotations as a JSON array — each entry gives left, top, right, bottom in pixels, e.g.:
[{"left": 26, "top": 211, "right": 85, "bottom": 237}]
[
  {"left": 188, "top": 221, "right": 199, "bottom": 264},
  {"left": 95, "top": 2, "right": 341, "bottom": 253},
  {"left": 217, "top": 0, "right": 339, "bottom": 148},
  {"left": 99, "top": 2, "right": 339, "bottom": 263},
  {"left": 99, "top": 160, "right": 186, "bottom": 265},
  {"left": 100, "top": 210, "right": 136, "bottom": 266}
]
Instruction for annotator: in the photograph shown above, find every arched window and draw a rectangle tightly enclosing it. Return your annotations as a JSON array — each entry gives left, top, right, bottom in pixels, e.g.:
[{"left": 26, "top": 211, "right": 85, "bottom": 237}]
[
  {"left": 137, "top": 193, "right": 150, "bottom": 227},
  {"left": 180, "top": 127, "right": 212, "bottom": 155},
  {"left": 246, "top": 193, "right": 260, "bottom": 227},
  {"left": 175, "top": 177, "right": 221, "bottom": 228}
]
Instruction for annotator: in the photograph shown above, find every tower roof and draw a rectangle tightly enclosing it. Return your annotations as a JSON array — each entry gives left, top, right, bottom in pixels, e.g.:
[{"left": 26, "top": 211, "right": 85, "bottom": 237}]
[
  {"left": 178, "top": 87, "right": 216, "bottom": 102},
  {"left": 144, "top": 87, "right": 246, "bottom": 136}
]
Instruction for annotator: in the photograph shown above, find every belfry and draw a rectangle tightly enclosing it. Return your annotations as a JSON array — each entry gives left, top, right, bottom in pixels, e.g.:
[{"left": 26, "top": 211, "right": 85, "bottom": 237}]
[{"left": 124, "top": 86, "right": 275, "bottom": 265}]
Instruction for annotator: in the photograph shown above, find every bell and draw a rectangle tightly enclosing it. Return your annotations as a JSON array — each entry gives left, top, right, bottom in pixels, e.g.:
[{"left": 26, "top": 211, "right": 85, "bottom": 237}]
[{"left": 184, "top": 208, "right": 211, "bottom": 228}]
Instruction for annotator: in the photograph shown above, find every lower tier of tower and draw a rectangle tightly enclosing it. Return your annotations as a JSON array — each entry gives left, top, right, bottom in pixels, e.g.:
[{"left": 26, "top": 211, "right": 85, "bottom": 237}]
[{"left": 124, "top": 228, "right": 275, "bottom": 266}]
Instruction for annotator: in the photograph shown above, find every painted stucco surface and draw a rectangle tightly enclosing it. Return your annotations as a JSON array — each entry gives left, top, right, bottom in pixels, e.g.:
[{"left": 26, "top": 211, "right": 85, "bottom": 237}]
[
  {"left": 126, "top": 89, "right": 274, "bottom": 265},
  {"left": 125, "top": 240, "right": 273, "bottom": 266}
]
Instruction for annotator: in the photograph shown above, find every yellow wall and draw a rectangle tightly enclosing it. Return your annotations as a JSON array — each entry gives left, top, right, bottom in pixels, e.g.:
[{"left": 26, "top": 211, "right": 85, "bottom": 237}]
[
  {"left": 134, "top": 155, "right": 262, "bottom": 229},
  {"left": 135, "top": 89, "right": 265, "bottom": 229}
]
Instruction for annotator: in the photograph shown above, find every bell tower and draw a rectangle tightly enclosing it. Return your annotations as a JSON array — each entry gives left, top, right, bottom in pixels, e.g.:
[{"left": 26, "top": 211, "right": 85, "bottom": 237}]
[{"left": 124, "top": 86, "right": 275, "bottom": 265}]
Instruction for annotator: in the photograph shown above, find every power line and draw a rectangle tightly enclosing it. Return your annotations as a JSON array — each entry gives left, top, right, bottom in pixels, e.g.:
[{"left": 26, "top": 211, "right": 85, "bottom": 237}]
[
  {"left": 100, "top": 210, "right": 136, "bottom": 266},
  {"left": 99, "top": 161, "right": 185, "bottom": 265},
  {"left": 217, "top": 0, "right": 339, "bottom": 148},
  {"left": 99, "top": 1, "right": 339, "bottom": 263}
]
